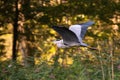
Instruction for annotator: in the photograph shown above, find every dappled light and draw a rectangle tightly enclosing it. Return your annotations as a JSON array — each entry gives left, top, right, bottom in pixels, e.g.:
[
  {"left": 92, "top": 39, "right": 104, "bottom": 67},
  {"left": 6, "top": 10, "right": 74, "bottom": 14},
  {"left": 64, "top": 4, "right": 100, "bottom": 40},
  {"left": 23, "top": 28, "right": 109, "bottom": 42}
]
[{"left": 0, "top": 0, "right": 120, "bottom": 80}]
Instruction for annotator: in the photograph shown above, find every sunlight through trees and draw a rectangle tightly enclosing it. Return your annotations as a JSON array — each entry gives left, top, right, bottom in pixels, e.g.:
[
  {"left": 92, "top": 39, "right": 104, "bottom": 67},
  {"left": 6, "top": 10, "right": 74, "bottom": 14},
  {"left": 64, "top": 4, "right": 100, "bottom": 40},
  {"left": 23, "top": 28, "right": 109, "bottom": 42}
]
[{"left": 0, "top": 0, "right": 120, "bottom": 80}]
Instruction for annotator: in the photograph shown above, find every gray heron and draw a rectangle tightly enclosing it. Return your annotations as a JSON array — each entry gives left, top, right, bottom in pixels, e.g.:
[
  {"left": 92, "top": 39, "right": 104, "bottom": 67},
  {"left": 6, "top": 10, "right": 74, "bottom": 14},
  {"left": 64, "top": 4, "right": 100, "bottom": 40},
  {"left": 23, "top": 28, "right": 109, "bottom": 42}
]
[{"left": 51, "top": 21, "right": 95, "bottom": 49}]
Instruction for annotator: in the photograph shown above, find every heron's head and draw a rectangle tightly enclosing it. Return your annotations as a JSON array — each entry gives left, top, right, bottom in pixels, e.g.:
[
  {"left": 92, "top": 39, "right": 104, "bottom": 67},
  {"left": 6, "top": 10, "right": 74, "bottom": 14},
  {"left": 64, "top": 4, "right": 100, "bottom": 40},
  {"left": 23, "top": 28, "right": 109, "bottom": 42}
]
[{"left": 53, "top": 40, "right": 67, "bottom": 48}]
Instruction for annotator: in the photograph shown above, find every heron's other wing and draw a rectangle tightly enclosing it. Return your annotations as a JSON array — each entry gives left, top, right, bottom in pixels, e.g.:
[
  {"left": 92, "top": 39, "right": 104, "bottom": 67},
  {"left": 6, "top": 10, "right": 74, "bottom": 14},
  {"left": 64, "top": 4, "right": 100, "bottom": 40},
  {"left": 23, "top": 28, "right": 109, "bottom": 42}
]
[
  {"left": 80, "top": 21, "right": 94, "bottom": 38},
  {"left": 69, "top": 25, "right": 82, "bottom": 43},
  {"left": 51, "top": 26, "right": 79, "bottom": 45}
]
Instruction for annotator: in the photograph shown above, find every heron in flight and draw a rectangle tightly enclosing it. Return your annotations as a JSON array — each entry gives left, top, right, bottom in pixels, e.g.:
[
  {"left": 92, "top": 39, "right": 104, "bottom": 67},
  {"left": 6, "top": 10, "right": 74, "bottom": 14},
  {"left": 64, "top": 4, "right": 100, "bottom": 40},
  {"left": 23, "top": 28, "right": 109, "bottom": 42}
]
[{"left": 51, "top": 21, "right": 95, "bottom": 48}]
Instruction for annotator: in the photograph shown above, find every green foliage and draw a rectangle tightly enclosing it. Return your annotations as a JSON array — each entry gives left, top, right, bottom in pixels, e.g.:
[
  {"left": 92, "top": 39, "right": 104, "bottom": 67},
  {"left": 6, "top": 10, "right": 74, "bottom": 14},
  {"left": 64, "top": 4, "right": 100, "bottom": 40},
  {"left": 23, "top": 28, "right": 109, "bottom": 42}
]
[
  {"left": 0, "top": 0, "right": 120, "bottom": 80},
  {"left": 0, "top": 59, "right": 88, "bottom": 80},
  {"left": 1, "top": 49, "right": 120, "bottom": 80}
]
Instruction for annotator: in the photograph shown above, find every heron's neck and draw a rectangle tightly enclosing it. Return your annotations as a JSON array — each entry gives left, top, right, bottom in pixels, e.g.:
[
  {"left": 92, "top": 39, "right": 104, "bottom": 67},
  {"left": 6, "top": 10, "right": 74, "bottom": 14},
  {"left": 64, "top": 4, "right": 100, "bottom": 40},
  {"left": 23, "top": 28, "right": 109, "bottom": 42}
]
[{"left": 57, "top": 40, "right": 67, "bottom": 48}]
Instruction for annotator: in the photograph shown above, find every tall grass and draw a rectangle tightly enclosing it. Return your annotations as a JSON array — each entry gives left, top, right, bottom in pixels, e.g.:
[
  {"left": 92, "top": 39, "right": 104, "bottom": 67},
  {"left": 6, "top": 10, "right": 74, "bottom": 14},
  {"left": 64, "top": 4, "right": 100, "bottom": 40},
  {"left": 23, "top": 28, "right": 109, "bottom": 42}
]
[{"left": 0, "top": 57, "right": 89, "bottom": 80}]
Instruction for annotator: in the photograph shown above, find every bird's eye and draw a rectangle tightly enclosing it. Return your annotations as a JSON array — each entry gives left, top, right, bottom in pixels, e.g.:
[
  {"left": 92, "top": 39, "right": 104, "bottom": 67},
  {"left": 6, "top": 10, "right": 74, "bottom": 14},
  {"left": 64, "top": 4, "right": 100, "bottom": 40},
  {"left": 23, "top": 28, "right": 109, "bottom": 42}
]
[{"left": 64, "top": 43, "right": 68, "bottom": 45}]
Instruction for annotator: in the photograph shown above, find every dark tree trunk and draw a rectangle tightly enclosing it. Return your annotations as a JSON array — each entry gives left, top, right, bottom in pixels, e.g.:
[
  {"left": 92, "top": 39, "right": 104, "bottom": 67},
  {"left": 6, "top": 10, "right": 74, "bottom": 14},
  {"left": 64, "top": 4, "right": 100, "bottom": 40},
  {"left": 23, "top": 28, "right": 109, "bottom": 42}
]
[
  {"left": 12, "top": 0, "right": 19, "bottom": 61},
  {"left": 12, "top": 0, "right": 35, "bottom": 66}
]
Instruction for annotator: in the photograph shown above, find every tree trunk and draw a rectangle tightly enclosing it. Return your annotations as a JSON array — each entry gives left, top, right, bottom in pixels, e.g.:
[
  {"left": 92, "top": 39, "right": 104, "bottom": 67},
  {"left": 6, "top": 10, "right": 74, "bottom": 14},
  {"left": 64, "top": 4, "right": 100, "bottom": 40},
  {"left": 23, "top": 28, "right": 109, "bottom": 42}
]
[
  {"left": 12, "top": 0, "right": 19, "bottom": 61},
  {"left": 18, "top": 0, "right": 35, "bottom": 66}
]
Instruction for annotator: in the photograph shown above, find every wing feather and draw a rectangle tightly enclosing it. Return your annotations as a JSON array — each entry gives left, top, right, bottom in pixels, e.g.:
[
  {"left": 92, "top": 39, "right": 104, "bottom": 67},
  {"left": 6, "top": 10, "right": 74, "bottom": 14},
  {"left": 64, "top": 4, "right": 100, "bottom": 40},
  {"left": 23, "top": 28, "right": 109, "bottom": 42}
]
[
  {"left": 51, "top": 26, "right": 79, "bottom": 45},
  {"left": 80, "top": 21, "right": 94, "bottom": 38}
]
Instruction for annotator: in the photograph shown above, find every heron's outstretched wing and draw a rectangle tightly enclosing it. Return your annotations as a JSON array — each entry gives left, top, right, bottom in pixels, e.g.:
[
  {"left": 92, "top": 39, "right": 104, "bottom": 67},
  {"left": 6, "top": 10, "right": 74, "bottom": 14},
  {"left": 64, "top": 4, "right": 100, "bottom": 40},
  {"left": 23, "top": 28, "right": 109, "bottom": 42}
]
[
  {"left": 80, "top": 21, "right": 94, "bottom": 38},
  {"left": 69, "top": 25, "right": 82, "bottom": 43},
  {"left": 51, "top": 26, "right": 79, "bottom": 45}
]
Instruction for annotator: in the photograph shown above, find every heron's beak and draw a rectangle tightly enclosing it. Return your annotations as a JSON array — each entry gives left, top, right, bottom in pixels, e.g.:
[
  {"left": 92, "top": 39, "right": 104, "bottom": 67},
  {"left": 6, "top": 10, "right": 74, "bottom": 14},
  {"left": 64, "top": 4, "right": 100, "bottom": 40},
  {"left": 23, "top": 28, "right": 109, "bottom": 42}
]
[{"left": 53, "top": 40, "right": 57, "bottom": 44}]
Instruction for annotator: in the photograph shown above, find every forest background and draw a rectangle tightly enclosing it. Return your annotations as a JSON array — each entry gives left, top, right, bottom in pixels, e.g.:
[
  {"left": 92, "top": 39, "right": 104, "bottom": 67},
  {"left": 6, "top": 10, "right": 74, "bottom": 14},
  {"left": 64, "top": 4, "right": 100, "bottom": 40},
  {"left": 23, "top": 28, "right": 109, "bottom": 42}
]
[{"left": 0, "top": 0, "right": 120, "bottom": 80}]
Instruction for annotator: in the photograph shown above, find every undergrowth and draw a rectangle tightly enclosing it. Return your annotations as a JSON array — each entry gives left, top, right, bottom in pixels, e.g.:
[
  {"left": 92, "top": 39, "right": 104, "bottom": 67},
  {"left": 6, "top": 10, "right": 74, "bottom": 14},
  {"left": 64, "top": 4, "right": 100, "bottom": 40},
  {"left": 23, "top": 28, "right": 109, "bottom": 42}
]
[{"left": 0, "top": 54, "right": 120, "bottom": 80}]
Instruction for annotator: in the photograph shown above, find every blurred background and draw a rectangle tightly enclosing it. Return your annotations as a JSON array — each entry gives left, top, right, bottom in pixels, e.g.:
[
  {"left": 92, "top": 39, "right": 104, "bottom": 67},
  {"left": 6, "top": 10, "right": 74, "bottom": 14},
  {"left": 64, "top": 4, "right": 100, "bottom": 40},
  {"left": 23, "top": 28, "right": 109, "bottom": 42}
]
[{"left": 0, "top": 0, "right": 120, "bottom": 80}]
